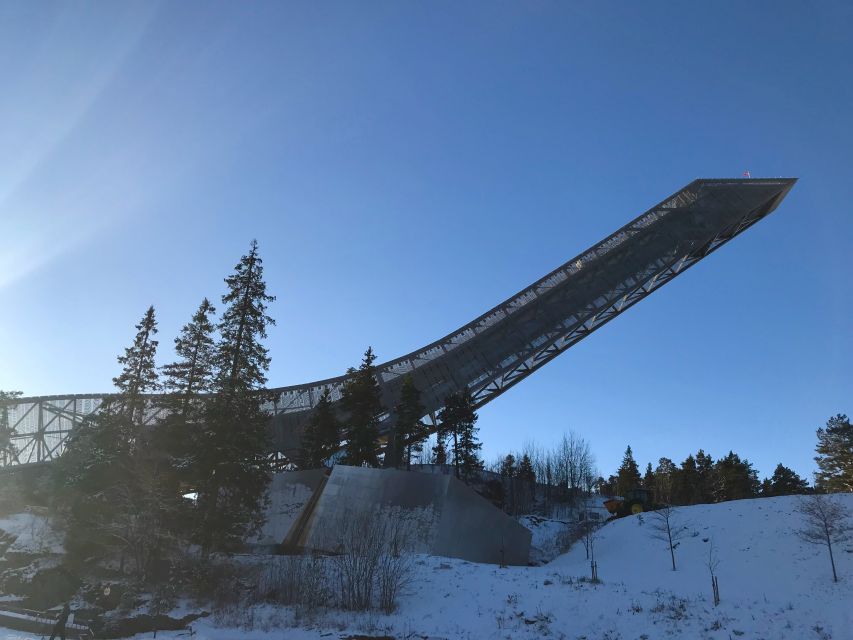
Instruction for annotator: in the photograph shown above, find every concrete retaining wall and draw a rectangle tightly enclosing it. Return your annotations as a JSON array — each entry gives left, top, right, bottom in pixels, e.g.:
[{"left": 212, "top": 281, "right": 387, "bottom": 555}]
[{"left": 297, "top": 465, "right": 531, "bottom": 565}]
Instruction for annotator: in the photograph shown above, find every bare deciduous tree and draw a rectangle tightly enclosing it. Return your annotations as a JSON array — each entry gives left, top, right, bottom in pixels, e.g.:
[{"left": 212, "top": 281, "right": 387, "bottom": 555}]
[
  {"left": 556, "top": 432, "right": 596, "bottom": 505},
  {"left": 649, "top": 504, "right": 689, "bottom": 571},
  {"left": 796, "top": 494, "right": 852, "bottom": 583},
  {"left": 258, "top": 554, "right": 330, "bottom": 615},
  {"left": 579, "top": 518, "right": 601, "bottom": 563},
  {"left": 323, "top": 506, "right": 428, "bottom": 611},
  {"left": 706, "top": 537, "right": 720, "bottom": 605}
]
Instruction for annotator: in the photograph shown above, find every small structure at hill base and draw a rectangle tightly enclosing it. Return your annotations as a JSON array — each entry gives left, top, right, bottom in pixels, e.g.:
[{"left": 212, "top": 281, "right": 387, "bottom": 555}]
[{"left": 254, "top": 465, "right": 532, "bottom": 566}]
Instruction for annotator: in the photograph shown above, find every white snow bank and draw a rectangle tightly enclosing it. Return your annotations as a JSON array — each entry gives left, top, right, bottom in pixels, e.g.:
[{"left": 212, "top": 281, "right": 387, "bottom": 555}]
[
  {"left": 200, "top": 493, "right": 853, "bottom": 639},
  {"left": 0, "top": 510, "right": 64, "bottom": 555},
  {"left": 520, "top": 515, "right": 571, "bottom": 564}
]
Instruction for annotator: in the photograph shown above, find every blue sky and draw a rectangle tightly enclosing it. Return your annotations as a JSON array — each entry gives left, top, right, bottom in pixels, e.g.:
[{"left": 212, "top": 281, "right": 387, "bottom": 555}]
[{"left": 1, "top": 1, "right": 850, "bottom": 481}]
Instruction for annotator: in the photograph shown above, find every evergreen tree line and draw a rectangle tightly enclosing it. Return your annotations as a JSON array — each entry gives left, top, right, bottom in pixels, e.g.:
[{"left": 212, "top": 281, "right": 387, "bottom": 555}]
[
  {"left": 299, "top": 352, "right": 484, "bottom": 481},
  {"left": 602, "top": 446, "right": 774, "bottom": 505},
  {"left": 494, "top": 452, "right": 537, "bottom": 515},
  {"left": 601, "top": 412, "right": 853, "bottom": 507},
  {"left": 55, "top": 240, "right": 275, "bottom": 583}
]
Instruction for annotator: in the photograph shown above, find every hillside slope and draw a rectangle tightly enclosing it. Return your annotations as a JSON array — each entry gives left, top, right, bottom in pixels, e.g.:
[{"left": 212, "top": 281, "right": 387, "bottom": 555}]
[
  {"left": 2, "top": 494, "right": 851, "bottom": 639},
  {"left": 375, "top": 493, "right": 853, "bottom": 639}
]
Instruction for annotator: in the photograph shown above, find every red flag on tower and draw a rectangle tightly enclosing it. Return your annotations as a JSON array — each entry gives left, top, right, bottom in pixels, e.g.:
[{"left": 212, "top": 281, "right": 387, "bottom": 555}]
[{"left": 742, "top": 170, "right": 751, "bottom": 178}]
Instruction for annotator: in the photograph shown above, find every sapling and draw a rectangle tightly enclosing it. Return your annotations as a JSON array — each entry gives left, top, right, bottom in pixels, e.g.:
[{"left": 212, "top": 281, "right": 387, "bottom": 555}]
[
  {"left": 649, "top": 504, "right": 689, "bottom": 571},
  {"left": 796, "top": 494, "right": 852, "bottom": 583}
]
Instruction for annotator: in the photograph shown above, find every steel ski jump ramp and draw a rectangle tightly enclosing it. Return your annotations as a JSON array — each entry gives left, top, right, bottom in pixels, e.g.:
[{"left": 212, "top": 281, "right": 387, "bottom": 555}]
[{"left": 2, "top": 178, "right": 797, "bottom": 466}]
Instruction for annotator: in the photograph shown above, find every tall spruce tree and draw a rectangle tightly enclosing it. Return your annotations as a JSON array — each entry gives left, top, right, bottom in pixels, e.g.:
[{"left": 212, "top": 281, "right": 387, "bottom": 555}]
[
  {"left": 391, "top": 376, "right": 427, "bottom": 470},
  {"left": 455, "top": 389, "right": 482, "bottom": 480},
  {"left": 300, "top": 388, "right": 339, "bottom": 468},
  {"left": 814, "top": 414, "right": 853, "bottom": 493},
  {"left": 156, "top": 298, "right": 218, "bottom": 535},
  {"left": 0, "top": 390, "right": 23, "bottom": 466},
  {"left": 59, "top": 307, "right": 167, "bottom": 579},
  {"left": 432, "top": 435, "right": 448, "bottom": 465},
  {"left": 616, "top": 446, "right": 642, "bottom": 497},
  {"left": 438, "top": 394, "right": 460, "bottom": 476},
  {"left": 161, "top": 298, "right": 217, "bottom": 415},
  {"left": 438, "top": 389, "right": 481, "bottom": 480},
  {"left": 112, "top": 305, "right": 160, "bottom": 423},
  {"left": 518, "top": 454, "right": 535, "bottom": 484},
  {"left": 500, "top": 454, "right": 517, "bottom": 478},
  {"left": 340, "top": 347, "right": 384, "bottom": 467},
  {"left": 643, "top": 462, "right": 655, "bottom": 492},
  {"left": 195, "top": 240, "right": 275, "bottom": 556}
]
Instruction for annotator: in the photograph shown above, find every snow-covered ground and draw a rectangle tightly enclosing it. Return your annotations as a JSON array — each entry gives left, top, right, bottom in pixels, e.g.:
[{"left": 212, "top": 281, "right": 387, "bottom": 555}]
[
  {"left": 521, "top": 515, "right": 572, "bottom": 564},
  {"left": 0, "top": 510, "right": 63, "bottom": 555},
  {"left": 2, "top": 494, "right": 852, "bottom": 639}
]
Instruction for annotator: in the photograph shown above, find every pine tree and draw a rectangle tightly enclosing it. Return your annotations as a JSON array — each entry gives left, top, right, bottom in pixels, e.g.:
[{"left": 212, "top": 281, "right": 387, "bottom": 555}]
[
  {"left": 643, "top": 462, "right": 655, "bottom": 492},
  {"left": 157, "top": 299, "right": 218, "bottom": 495},
  {"left": 340, "top": 347, "right": 384, "bottom": 467},
  {"left": 58, "top": 307, "right": 168, "bottom": 580},
  {"left": 161, "top": 298, "right": 217, "bottom": 415},
  {"left": 195, "top": 240, "right": 275, "bottom": 556},
  {"left": 598, "top": 475, "right": 618, "bottom": 497},
  {"left": 112, "top": 306, "right": 160, "bottom": 423},
  {"left": 439, "top": 390, "right": 481, "bottom": 480},
  {"left": 438, "top": 394, "right": 460, "bottom": 475},
  {"left": 300, "top": 388, "right": 339, "bottom": 468},
  {"left": 695, "top": 449, "right": 716, "bottom": 503},
  {"left": 0, "top": 390, "right": 23, "bottom": 465},
  {"left": 676, "top": 455, "right": 701, "bottom": 505},
  {"left": 432, "top": 435, "right": 448, "bottom": 465},
  {"left": 455, "top": 390, "right": 482, "bottom": 480},
  {"left": 500, "top": 454, "right": 517, "bottom": 478},
  {"left": 391, "top": 376, "right": 427, "bottom": 470},
  {"left": 518, "top": 454, "right": 535, "bottom": 484},
  {"left": 616, "top": 446, "right": 642, "bottom": 497},
  {"left": 654, "top": 458, "right": 677, "bottom": 504},
  {"left": 517, "top": 454, "right": 536, "bottom": 514},
  {"left": 814, "top": 414, "right": 853, "bottom": 493},
  {"left": 500, "top": 454, "right": 517, "bottom": 513},
  {"left": 764, "top": 463, "right": 810, "bottom": 496},
  {"left": 714, "top": 451, "right": 759, "bottom": 501}
]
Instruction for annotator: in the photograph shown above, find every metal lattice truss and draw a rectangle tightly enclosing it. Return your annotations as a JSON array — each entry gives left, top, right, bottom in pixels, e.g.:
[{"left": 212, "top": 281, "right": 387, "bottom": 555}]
[
  {"left": 1, "top": 178, "right": 796, "bottom": 467},
  {"left": 0, "top": 396, "right": 168, "bottom": 468}
]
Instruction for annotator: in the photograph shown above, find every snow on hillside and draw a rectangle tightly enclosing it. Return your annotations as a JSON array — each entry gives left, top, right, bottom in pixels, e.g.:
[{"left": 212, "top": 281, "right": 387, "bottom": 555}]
[
  {"left": 2, "top": 495, "right": 851, "bottom": 640},
  {"left": 0, "top": 510, "right": 63, "bottom": 555},
  {"left": 521, "top": 515, "right": 572, "bottom": 564}
]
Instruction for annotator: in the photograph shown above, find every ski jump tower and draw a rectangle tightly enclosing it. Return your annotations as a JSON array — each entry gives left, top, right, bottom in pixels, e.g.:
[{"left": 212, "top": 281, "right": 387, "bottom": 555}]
[{"left": 2, "top": 178, "right": 796, "bottom": 467}]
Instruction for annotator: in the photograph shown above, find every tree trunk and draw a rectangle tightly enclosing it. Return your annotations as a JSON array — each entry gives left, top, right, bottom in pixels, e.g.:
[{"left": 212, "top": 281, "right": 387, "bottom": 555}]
[
  {"left": 181, "top": 340, "right": 201, "bottom": 416},
  {"left": 827, "top": 534, "right": 838, "bottom": 582},
  {"left": 452, "top": 430, "right": 459, "bottom": 479},
  {"left": 668, "top": 525, "right": 676, "bottom": 571}
]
